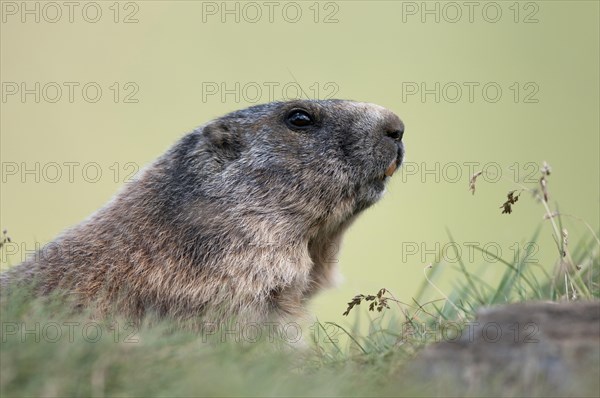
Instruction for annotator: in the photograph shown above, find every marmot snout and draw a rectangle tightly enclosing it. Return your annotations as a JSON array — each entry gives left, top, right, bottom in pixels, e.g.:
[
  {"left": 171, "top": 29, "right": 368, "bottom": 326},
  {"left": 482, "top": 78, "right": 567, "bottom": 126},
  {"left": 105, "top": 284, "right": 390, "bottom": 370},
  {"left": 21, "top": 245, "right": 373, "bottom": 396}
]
[{"left": 1, "top": 99, "right": 405, "bottom": 325}]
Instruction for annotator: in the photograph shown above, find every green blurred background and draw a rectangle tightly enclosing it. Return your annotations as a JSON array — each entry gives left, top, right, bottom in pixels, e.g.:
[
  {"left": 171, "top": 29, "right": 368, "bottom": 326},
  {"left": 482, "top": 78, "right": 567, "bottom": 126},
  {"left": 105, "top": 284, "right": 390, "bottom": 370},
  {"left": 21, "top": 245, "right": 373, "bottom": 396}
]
[{"left": 1, "top": 1, "right": 598, "bottom": 326}]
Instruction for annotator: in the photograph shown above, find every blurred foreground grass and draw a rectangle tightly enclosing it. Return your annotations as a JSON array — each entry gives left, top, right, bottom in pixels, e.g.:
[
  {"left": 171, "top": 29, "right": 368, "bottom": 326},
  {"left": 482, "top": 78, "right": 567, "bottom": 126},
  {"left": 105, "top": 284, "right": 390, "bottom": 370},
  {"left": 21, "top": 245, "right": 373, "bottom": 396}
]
[{"left": 1, "top": 229, "right": 597, "bottom": 397}]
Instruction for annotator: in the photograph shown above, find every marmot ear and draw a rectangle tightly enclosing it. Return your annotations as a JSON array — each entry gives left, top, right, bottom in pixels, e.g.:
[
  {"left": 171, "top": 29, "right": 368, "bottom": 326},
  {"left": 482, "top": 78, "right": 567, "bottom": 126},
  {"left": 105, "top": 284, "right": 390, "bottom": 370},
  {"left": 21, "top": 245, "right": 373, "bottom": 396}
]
[
  {"left": 201, "top": 121, "right": 244, "bottom": 160},
  {"left": 203, "top": 121, "right": 233, "bottom": 146}
]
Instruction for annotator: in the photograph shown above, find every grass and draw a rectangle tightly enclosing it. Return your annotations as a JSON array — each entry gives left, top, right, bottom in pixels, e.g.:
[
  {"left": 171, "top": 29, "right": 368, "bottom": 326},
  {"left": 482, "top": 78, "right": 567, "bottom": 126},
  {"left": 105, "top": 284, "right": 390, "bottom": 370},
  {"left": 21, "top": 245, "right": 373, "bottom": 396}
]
[
  {"left": 1, "top": 231, "right": 597, "bottom": 397},
  {"left": 1, "top": 162, "right": 599, "bottom": 397}
]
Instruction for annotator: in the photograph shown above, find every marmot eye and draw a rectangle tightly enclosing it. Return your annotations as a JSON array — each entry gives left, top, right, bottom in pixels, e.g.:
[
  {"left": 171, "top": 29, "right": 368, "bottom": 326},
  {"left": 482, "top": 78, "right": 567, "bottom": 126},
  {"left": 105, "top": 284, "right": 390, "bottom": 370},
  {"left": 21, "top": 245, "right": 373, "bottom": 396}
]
[{"left": 286, "top": 109, "right": 314, "bottom": 128}]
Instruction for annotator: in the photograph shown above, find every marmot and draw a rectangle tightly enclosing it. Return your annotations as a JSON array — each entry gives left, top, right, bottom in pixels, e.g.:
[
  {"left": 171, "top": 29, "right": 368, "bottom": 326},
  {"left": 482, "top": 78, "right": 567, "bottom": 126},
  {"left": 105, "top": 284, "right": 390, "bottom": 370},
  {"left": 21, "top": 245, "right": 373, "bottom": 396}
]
[{"left": 1, "top": 99, "right": 405, "bottom": 326}]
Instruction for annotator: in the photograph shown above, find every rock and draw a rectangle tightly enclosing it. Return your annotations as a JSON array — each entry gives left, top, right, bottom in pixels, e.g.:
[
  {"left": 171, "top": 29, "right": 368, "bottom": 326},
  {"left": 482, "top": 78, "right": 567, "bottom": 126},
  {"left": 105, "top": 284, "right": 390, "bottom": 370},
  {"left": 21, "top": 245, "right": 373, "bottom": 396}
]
[{"left": 409, "top": 301, "right": 600, "bottom": 397}]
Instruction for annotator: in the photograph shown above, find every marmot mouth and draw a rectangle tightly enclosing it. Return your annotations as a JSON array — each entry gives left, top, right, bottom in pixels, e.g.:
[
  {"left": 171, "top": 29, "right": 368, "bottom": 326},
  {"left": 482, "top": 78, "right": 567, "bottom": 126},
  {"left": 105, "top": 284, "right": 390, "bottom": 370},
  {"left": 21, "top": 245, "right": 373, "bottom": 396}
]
[
  {"left": 380, "top": 150, "right": 404, "bottom": 181},
  {"left": 384, "top": 159, "right": 398, "bottom": 177},
  {"left": 382, "top": 144, "right": 404, "bottom": 180}
]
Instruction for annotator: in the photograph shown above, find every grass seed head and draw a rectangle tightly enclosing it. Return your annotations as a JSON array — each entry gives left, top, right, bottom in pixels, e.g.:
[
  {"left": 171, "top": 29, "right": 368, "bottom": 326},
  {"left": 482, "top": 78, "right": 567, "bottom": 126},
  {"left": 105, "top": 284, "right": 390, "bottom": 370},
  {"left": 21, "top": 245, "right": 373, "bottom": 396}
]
[{"left": 468, "top": 171, "right": 483, "bottom": 195}]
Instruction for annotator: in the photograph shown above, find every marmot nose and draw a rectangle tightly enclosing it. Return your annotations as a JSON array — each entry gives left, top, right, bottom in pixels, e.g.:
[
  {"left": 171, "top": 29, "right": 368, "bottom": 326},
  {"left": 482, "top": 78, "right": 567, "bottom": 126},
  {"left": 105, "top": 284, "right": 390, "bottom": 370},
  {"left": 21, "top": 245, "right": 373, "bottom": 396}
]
[{"left": 386, "top": 127, "right": 404, "bottom": 142}]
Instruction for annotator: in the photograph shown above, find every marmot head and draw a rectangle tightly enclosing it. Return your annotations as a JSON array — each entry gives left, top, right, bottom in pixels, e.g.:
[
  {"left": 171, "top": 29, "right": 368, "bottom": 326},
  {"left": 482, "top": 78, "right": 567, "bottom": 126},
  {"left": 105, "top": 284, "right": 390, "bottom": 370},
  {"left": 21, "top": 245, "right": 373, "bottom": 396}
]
[{"left": 156, "top": 99, "right": 404, "bottom": 239}]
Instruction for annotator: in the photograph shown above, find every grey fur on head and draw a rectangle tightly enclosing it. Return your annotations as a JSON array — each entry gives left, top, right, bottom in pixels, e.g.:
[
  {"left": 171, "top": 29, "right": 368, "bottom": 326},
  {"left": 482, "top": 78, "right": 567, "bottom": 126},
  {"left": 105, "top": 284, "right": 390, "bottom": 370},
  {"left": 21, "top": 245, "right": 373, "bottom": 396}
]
[{"left": 1, "top": 99, "right": 405, "bottom": 326}]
